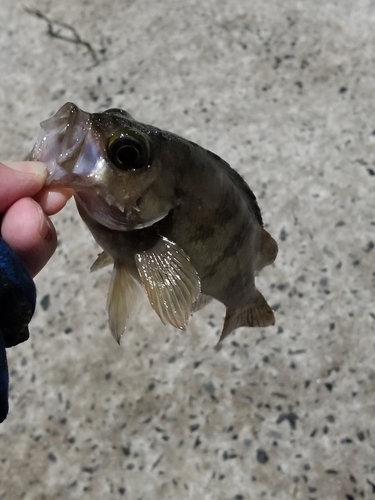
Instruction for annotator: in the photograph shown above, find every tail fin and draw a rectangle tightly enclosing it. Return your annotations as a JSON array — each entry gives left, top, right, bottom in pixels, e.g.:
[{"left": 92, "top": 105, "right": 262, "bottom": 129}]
[{"left": 219, "top": 291, "right": 275, "bottom": 343}]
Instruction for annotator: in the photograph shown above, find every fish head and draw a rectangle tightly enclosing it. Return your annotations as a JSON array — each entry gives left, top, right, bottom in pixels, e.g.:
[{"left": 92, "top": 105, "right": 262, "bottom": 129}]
[{"left": 30, "top": 103, "right": 176, "bottom": 230}]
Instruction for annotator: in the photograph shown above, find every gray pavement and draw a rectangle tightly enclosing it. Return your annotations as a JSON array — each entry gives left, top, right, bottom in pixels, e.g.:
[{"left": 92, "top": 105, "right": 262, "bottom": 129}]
[{"left": 0, "top": 1, "right": 374, "bottom": 499}]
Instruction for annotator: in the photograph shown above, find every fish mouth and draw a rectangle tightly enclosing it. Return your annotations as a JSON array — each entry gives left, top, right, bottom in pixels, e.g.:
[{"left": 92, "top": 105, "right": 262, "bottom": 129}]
[
  {"left": 75, "top": 190, "right": 170, "bottom": 231},
  {"left": 30, "top": 102, "right": 91, "bottom": 186},
  {"left": 30, "top": 102, "right": 170, "bottom": 232}
]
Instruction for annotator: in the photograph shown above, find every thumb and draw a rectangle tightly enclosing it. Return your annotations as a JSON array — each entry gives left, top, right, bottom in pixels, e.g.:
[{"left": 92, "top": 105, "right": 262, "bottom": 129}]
[{"left": 0, "top": 162, "right": 47, "bottom": 213}]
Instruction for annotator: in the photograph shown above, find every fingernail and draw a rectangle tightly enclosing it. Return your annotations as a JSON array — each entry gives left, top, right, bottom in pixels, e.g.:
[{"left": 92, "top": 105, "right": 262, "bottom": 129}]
[
  {"left": 2, "top": 161, "right": 47, "bottom": 177},
  {"left": 37, "top": 206, "right": 54, "bottom": 241}
]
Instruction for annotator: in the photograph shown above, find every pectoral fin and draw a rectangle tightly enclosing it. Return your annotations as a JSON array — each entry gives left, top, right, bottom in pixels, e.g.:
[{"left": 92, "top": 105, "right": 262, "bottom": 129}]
[
  {"left": 107, "top": 264, "right": 142, "bottom": 344},
  {"left": 135, "top": 236, "right": 200, "bottom": 329},
  {"left": 90, "top": 251, "right": 113, "bottom": 272},
  {"left": 219, "top": 291, "right": 275, "bottom": 343}
]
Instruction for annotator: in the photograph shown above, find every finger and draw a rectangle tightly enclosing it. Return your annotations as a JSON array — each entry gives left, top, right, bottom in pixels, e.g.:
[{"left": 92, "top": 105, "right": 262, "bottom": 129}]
[
  {"left": 0, "top": 162, "right": 47, "bottom": 213},
  {"left": 1, "top": 198, "right": 57, "bottom": 277},
  {"left": 34, "top": 187, "right": 74, "bottom": 216}
]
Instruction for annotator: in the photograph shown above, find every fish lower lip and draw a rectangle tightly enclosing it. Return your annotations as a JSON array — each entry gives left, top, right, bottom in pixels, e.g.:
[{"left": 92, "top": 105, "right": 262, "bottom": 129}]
[
  {"left": 132, "top": 212, "right": 169, "bottom": 230},
  {"left": 96, "top": 207, "right": 170, "bottom": 231},
  {"left": 75, "top": 192, "right": 170, "bottom": 231}
]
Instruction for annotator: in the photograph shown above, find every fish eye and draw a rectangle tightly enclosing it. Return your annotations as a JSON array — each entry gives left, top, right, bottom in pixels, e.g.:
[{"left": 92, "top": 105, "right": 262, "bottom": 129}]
[{"left": 107, "top": 133, "right": 150, "bottom": 171}]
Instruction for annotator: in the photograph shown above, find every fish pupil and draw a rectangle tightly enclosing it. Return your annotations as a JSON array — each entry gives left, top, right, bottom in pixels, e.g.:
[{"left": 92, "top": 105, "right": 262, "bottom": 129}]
[
  {"left": 116, "top": 145, "right": 139, "bottom": 166},
  {"left": 109, "top": 137, "right": 147, "bottom": 170}
]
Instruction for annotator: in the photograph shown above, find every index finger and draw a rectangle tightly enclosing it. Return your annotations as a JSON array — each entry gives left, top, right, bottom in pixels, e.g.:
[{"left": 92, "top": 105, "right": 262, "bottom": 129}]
[{"left": 0, "top": 162, "right": 47, "bottom": 213}]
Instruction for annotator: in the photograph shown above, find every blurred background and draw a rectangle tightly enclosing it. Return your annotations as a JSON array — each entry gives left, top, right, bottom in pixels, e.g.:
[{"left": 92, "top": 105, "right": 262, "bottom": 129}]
[{"left": 0, "top": 1, "right": 374, "bottom": 499}]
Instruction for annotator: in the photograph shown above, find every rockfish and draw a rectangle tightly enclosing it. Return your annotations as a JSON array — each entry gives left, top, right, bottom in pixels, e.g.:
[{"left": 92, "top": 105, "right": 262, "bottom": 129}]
[{"left": 30, "top": 103, "right": 278, "bottom": 343}]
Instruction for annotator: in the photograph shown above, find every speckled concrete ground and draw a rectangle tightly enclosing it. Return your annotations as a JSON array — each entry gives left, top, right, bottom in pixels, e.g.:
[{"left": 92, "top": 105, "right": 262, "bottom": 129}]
[{"left": 0, "top": 1, "right": 374, "bottom": 499}]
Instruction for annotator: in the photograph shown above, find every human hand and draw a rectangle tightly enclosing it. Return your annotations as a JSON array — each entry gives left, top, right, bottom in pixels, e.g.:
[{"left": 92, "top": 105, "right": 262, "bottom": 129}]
[{"left": 0, "top": 161, "right": 73, "bottom": 277}]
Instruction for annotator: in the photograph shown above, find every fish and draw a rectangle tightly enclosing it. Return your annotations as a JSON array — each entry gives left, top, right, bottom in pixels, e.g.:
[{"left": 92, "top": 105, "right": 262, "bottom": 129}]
[{"left": 30, "top": 102, "right": 278, "bottom": 343}]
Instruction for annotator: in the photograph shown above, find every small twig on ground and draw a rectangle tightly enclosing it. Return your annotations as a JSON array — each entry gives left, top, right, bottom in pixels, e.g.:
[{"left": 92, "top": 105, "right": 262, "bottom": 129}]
[{"left": 24, "top": 7, "right": 99, "bottom": 64}]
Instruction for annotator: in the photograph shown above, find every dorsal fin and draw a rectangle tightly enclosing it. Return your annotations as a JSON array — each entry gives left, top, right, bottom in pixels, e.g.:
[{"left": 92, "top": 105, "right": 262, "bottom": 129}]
[{"left": 256, "top": 228, "right": 278, "bottom": 272}]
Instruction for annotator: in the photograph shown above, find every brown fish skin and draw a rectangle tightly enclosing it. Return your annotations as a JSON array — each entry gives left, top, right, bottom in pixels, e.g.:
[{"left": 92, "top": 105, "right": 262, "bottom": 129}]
[
  {"left": 77, "top": 121, "right": 277, "bottom": 340},
  {"left": 30, "top": 103, "right": 278, "bottom": 342}
]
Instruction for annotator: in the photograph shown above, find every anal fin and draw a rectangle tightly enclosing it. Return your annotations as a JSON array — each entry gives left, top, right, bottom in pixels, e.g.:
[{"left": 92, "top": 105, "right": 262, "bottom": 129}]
[
  {"left": 192, "top": 293, "right": 212, "bottom": 313},
  {"left": 107, "top": 264, "right": 142, "bottom": 344},
  {"left": 219, "top": 291, "right": 275, "bottom": 343}
]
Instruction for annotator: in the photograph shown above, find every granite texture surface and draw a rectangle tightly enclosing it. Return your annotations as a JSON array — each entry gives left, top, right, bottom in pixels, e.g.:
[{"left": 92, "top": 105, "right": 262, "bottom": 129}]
[{"left": 0, "top": 1, "right": 374, "bottom": 499}]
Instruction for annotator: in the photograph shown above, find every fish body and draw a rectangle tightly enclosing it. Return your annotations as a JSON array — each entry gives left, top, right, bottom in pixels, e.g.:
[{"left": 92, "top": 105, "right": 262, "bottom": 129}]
[{"left": 31, "top": 103, "right": 277, "bottom": 342}]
